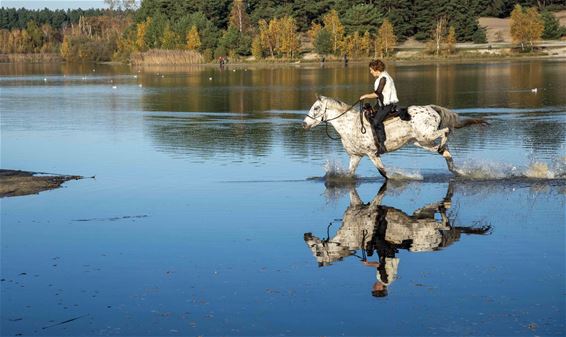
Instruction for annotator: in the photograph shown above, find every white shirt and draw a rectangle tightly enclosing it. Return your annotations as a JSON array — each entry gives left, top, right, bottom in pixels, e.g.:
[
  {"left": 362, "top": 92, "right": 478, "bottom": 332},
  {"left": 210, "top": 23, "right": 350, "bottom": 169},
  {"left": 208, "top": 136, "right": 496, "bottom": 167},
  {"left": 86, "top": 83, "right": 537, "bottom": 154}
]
[{"left": 374, "top": 71, "right": 399, "bottom": 106}]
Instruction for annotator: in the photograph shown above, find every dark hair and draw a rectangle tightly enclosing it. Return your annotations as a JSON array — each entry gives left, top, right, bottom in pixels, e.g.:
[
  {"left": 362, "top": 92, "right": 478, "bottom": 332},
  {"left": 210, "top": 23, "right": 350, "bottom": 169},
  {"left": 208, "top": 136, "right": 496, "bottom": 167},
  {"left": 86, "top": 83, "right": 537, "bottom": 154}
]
[
  {"left": 369, "top": 59, "right": 385, "bottom": 72},
  {"left": 371, "top": 288, "right": 388, "bottom": 297}
]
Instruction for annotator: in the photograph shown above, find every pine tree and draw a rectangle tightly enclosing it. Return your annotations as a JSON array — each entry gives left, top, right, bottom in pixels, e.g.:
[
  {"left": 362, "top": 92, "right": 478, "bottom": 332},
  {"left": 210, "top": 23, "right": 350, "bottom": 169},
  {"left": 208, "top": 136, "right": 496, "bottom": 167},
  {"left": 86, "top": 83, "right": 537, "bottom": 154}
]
[
  {"left": 314, "top": 27, "right": 332, "bottom": 56},
  {"left": 342, "top": 4, "right": 382, "bottom": 35},
  {"left": 375, "top": 0, "right": 413, "bottom": 40},
  {"left": 541, "top": 10, "right": 562, "bottom": 39}
]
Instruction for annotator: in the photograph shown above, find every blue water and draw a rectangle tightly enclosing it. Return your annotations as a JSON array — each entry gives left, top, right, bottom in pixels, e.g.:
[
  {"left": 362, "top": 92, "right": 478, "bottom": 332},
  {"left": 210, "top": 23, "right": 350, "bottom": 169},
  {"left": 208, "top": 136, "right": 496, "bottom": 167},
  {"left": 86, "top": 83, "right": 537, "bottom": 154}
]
[{"left": 1, "top": 61, "right": 565, "bottom": 336}]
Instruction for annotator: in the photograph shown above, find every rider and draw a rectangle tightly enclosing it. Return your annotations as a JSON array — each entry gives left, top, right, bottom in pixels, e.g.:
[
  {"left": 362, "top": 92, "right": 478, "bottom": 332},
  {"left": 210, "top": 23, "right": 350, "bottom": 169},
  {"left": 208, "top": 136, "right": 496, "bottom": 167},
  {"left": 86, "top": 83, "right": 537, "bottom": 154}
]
[{"left": 359, "top": 59, "right": 399, "bottom": 155}]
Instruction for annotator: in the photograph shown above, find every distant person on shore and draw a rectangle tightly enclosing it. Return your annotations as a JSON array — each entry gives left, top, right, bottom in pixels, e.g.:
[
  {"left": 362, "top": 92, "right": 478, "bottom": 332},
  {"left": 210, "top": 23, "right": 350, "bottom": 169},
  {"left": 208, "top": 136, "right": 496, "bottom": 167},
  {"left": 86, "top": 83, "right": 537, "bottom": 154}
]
[
  {"left": 218, "top": 56, "right": 225, "bottom": 68},
  {"left": 343, "top": 53, "right": 348, "bottom": 66},
  {"left": 359, "top": 59, "right": 399, "bottom": 155}
]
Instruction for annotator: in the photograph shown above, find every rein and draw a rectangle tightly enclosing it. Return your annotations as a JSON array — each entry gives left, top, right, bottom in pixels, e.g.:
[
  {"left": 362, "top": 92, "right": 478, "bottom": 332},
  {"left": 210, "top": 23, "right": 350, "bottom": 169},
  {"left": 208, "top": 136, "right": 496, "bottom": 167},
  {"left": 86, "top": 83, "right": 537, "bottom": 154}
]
[{"left": 305, "top": 99, "right": 361, "bottom": 140}]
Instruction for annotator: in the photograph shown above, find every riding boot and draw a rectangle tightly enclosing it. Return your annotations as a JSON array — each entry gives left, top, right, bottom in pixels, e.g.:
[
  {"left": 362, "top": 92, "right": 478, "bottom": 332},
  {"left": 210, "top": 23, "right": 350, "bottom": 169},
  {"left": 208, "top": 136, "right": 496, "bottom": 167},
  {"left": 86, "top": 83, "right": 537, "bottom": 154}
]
[{"left": 374, "top": 123, "right": 387, "bottom": 155}]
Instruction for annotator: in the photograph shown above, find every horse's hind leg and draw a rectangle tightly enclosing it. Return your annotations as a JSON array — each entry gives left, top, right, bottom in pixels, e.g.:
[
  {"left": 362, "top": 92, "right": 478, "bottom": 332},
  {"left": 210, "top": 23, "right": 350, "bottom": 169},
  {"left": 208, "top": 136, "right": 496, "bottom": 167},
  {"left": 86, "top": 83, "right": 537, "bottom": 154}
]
[
  {"left": 414, "top": 142, "right": 460, "bottom": 175},
  {"left": 368, "top": 153, "right": 388, "bottom": 179}
]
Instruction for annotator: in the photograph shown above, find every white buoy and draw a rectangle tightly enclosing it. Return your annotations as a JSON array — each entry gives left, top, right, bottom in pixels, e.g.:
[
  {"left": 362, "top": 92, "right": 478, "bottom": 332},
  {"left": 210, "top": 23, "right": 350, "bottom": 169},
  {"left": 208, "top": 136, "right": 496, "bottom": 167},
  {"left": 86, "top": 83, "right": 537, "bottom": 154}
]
[
  {"left": 531, "top": 88, "right": 538, "bottom": 93},
  {"left": 43, "top": 78, "right": 47, "bottom": 82},
  {"left": 138, "top": 84, "right": 142, "bottom": 87},
  {"left": 209, "top": 77, "right": 212, "bottom": 80},
  {"left": 112, "top": 85, "right": 117, "bottom": 89}
]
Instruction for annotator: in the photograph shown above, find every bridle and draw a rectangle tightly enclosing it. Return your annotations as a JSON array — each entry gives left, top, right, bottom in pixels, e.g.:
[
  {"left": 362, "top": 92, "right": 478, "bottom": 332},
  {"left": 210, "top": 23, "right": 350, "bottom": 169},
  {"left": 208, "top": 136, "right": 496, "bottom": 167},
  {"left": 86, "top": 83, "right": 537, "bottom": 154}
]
[{"left": 304, "top": 99, "right": 361, "bottom": 140}]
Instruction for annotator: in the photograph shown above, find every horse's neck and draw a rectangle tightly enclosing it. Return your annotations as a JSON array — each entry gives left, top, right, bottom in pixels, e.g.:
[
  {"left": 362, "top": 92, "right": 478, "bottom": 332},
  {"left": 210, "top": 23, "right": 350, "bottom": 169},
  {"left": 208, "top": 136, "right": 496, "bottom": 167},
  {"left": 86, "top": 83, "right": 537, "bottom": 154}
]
[{"left": 327, "top": 108, "right": 358, "bottom": 137}]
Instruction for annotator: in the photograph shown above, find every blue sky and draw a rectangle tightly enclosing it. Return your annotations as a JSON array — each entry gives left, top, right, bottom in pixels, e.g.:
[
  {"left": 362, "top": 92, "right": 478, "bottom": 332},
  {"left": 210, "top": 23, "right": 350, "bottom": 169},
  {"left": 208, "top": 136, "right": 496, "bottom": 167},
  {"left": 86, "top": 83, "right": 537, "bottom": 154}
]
[{"left": 0, "top": 1, "right": 130, "bottom": 9}]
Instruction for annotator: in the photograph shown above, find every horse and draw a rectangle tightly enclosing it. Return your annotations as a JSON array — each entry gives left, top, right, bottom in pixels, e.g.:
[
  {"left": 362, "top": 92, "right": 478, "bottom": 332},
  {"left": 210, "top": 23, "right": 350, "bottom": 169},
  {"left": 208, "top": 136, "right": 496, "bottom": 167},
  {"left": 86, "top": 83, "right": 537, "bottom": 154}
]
[
  {"left": 302, "top": 95, "right": 488, "bottom": 179},
  {"left": 303, "top": 182, "right": 492, "bottom": 267}
]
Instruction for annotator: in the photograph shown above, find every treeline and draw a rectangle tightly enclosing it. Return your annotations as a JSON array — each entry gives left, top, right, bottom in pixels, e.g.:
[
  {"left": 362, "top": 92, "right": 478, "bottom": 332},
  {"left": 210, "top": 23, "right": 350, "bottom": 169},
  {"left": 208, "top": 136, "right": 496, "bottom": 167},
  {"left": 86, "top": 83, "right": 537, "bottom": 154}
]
[
  {"left": 0, "top": 7, "right": 109, "bottom": 30},
  {"left": 0, "top": 0, "right": 565, "bottom": 62}
]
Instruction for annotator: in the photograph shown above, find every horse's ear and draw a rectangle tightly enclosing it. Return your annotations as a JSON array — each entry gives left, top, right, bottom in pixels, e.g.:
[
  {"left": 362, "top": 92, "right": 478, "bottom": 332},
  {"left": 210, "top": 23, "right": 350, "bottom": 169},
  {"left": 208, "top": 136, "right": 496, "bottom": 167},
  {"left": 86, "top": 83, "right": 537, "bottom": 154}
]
[{"left": 315, "top": 93, "right": 321, "bottom": 101}]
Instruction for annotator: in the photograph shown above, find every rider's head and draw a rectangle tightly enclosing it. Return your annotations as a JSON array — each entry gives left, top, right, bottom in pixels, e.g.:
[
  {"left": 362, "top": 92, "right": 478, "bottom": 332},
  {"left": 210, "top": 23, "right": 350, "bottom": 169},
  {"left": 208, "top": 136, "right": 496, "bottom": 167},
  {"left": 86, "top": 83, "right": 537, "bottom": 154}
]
[
  {"left": 369, "top": 60, "right": 385, "bottom": 77},
  {"left": 371, "top": 281, "right": 388, "bottom": 297}
]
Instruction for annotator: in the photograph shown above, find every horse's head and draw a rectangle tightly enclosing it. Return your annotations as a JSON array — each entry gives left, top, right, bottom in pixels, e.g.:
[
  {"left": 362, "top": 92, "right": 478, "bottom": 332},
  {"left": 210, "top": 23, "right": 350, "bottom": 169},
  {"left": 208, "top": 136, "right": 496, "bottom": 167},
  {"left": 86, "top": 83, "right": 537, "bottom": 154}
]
[
  {"left": 303, "top": 95, "right": 327, "bottom": 130},
  {"left": 304, "top": 232, "right": 351, "bottom": 267}
]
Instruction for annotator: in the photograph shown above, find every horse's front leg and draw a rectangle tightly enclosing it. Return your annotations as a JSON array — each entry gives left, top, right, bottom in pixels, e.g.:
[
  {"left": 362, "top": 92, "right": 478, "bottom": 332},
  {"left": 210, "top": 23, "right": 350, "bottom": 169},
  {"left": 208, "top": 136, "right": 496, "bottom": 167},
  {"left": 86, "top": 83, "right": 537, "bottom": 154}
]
[
  {"left": 348, "top": 154, "right": 362, "bottom": 176},
  {"left": 367, "top": 153, "right": 388, "bottom": 179}
]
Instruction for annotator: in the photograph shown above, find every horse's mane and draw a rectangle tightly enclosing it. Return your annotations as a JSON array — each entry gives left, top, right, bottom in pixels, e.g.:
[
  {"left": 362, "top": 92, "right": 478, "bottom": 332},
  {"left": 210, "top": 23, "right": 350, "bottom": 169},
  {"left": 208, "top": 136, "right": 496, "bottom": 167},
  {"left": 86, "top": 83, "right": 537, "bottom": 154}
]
[{"left": 321, "top": 96, "right": 350, "bottom": 111}]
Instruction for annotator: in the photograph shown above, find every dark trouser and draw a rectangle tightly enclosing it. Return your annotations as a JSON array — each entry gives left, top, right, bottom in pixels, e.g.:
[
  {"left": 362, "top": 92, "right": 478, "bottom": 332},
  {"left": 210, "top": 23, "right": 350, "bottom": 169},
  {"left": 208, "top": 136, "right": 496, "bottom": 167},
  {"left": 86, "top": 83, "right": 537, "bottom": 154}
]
[{"left": 371, "top": 104, "right": 396, "bottom": 153}]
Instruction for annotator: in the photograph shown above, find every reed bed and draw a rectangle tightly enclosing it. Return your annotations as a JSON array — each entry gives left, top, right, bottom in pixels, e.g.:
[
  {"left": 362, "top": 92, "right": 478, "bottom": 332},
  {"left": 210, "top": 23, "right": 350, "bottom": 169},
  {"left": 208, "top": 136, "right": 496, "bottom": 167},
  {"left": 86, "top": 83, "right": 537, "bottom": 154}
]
[
  {"left": 0, "top": 53, "right": 62, "bottom": 63},
  {"left": 131, "top": 49, "right": 204, "bottom": 65}
]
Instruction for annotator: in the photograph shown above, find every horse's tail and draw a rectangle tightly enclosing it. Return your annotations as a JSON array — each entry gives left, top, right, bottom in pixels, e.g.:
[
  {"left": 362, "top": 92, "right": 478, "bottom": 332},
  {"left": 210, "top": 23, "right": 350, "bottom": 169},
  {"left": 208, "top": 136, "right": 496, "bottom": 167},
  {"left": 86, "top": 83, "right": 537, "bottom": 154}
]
[{"left": 429, "top": 105, "right": 489, "bottom": 130}]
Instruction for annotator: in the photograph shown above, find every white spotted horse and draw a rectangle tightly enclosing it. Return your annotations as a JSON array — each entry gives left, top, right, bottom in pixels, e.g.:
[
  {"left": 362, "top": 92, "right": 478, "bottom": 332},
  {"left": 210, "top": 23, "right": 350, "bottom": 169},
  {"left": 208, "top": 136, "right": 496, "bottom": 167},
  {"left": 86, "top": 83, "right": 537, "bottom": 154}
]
[{"left": 302, "top": 95, "right": 488, "bottom": 179}]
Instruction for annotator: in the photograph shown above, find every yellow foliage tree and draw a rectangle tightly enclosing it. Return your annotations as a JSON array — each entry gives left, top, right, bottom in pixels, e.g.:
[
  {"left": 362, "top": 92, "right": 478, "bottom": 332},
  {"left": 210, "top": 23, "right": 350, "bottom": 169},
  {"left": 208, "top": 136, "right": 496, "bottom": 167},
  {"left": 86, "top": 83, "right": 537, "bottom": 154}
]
[
  {"left": 277, "top": 16, "right": 300, "bottom": 58},
  {"left": 322, "top": 9, "right": 344, "bottom": 55},
  {"left": 258, "top": 18, "right": 278, "bottom": 58},
  {"left": 251, "top": 35, "right": 263, "bottom": 59},
  {"left": 186, "top": 25, "right": 201, "bottom": 51},
  {"left": 308, "top": 23, "right": 322, "bottom": 42},
  {"left": 375, "top": 19, "right": 396, "bottom": 58},
  {"left": 524, "top": 7, "right": 544, "bottom": 50},
  {"left": 229, "top": 0, "right": 250, "bottom": 33},
  {"left": 135, "top": 17, "right": 151, "bottom": 51},
  {"left": 161, "top": 24, "right": 179, "bottom": 49},
  {"left": 445, "top": 26, "right": 456, "bottom": 55},
  {"left": 511, "top": 4, "right": 528, "bottom": 51},
  {"left": 360, "top": 31, "right": 372, "bottom": 57}
]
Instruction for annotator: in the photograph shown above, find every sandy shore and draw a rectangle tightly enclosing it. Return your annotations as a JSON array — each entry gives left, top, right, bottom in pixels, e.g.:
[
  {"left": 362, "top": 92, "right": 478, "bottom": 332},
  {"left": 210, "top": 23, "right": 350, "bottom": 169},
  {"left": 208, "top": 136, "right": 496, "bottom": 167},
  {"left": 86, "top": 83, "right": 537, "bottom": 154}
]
[{"left": 0, "top": 170, "right": 83, "bottom": 198}]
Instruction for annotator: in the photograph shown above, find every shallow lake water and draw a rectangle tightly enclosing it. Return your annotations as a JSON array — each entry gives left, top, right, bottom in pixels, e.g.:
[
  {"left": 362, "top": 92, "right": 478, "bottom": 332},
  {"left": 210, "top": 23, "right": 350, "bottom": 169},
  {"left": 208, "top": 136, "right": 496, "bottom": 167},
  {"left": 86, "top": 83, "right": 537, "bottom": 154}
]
[{"left": 1, "top": 60, "right": 565, "bottom": 336}]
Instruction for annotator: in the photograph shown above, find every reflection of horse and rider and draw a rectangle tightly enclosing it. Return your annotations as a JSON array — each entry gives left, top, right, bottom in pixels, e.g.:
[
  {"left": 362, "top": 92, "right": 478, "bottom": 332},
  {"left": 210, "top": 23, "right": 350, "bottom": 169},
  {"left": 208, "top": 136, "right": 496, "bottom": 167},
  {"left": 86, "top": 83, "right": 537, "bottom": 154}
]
[{"left": 303, "top": 183, "right": 491, "bottom": 297}]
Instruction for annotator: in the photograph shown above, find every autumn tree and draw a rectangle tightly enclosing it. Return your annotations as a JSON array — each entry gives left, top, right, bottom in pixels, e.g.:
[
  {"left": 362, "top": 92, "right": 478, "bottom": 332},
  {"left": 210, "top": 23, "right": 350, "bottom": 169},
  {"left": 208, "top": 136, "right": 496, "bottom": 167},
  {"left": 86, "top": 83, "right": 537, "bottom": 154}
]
[
  {"left": 186, "top": 25, "right": 201, "bottom": 50},
  {"left": 322, "top": 9, "right": 344, "bottom": 55},
  {"left": 432, "top": 16, "right": 447, "bottom": 56},
  {"left": 257, "top": 18, "right": 278, "bottom": 58},
  {"left": 524, "top": 7, "right": 544, "bottom": 49},
  {"left": 360, "top": 31, "right": 372, "bottom": 57},
  {"left": 277, "top": 16, "right": 300, "bottom": 58},
  {"left": 511, "top": 5, "right": 544, "bottom": 51},
  {"left": 161, "top": 24, "right": 179, "bottom": 49},
  {"left": 251, "top": 35, "right": 263, "bottom": 59},
  {"left": 445, "top": 26, "right": 456, "bottom": 54},
  {"left": 375, "top": 19, "right": 396, "bottom": 58},
  {"left": 510, "top": 4, "right": 528, "bottom": 51},
  {"left": 229, "top": 0, "right": 251, "bottom": 34},
  {"left": 135, "top": 17, "right": 151, "bottom": 51}
]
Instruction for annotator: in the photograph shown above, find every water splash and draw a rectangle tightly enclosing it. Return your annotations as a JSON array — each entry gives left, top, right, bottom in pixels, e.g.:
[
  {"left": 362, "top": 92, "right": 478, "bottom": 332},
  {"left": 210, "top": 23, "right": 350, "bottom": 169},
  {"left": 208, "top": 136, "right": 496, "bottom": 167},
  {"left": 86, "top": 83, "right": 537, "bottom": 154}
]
[
  {"left": 387, "top": 168, "right": 424, "bottom": 181},
  {"left": 323, "top": 159, "right": 350, "bottom": 178},
  {"left": 456, "top": 157, "right": 566, "bottom": 180}
]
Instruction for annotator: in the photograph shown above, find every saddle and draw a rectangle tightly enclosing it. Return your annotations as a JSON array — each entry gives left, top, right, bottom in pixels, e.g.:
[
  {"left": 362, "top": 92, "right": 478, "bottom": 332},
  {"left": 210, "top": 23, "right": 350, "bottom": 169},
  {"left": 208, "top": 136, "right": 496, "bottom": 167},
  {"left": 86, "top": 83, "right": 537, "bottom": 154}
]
[{"left": 363, "top": 104, "right": 411, "bottom": 124}]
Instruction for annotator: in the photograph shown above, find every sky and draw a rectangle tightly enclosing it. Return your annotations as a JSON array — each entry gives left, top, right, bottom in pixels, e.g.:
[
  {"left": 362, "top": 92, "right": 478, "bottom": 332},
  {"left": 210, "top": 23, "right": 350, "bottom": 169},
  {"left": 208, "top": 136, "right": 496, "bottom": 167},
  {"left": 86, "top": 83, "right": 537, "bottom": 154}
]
[{"left": 0, "top": 0, "right": 137, "bottom": 9}]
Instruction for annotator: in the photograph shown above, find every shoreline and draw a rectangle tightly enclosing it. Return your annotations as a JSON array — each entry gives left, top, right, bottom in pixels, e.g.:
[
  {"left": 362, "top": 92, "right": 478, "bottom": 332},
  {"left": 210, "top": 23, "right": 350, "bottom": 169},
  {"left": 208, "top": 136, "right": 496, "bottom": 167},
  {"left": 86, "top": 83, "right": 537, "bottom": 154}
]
[{"left": 2, "top": 42, "right": 566, "bottom": 67}]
